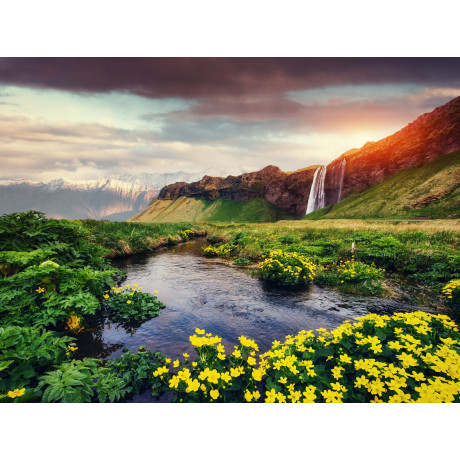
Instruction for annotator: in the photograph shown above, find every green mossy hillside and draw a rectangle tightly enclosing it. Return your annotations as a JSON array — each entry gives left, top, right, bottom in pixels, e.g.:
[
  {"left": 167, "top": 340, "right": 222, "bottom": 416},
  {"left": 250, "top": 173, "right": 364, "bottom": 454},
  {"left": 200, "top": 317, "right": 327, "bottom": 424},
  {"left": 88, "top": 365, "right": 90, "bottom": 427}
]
[
  {"left": 129, "top": 197, "right": 290, "bottom": 223},
  {"left": 306, "top": 150, "right": 460, "bottom": 219}
]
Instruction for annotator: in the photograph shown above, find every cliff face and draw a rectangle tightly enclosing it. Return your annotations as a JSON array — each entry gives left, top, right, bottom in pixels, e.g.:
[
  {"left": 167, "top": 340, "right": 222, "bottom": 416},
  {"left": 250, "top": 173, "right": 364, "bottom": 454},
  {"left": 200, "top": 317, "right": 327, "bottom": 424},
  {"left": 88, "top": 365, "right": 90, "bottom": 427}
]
[
  {"left": 159, "top": 165, "right": 318, "bottom": 216},
  {"left": 323, "top": 96, "right": 460, "bottom": 206},
  {"left": 157, "top": 96, "right": 460, "bottom": 217}
]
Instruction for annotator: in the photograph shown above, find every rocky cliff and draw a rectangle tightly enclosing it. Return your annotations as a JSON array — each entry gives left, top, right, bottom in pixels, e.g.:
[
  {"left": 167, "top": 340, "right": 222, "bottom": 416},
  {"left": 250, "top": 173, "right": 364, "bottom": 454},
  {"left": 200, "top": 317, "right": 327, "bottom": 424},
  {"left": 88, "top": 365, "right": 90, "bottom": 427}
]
[
  {"left": 323, "top": 96, "right": 460, "bottom": 207},
  {"left": 158, "top": 165, "right": 318, "bottom": 216},
  {"left": 156, "top": 96, "right": 460, "bottom": 217}
]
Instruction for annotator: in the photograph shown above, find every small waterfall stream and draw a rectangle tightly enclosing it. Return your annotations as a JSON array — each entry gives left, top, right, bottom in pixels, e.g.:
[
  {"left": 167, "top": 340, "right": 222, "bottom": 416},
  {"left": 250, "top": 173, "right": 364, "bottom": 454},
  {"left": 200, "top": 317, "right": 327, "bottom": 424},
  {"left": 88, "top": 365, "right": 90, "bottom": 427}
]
[{"left": 337, "top": 158, "right": 346, "bottom": 202}]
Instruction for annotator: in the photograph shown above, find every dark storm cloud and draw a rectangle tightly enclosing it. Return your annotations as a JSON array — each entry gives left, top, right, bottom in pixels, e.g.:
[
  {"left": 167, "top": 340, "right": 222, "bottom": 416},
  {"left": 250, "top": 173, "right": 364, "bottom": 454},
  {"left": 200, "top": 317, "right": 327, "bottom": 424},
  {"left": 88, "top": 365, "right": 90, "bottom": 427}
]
[{"left": 1, "top": 58, "right": 460, "bottom": 99}]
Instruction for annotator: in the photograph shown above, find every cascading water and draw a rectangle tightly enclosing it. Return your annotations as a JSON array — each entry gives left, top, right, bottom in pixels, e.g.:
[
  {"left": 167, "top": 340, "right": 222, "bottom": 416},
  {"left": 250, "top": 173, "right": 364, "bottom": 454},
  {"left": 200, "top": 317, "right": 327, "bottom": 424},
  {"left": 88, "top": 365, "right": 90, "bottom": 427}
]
[
  {"left": 306, "top": 165, "right": 327, "bottom": 214},
  {"left": 336, "top": 158, "right": 346, "bottom": 202}
]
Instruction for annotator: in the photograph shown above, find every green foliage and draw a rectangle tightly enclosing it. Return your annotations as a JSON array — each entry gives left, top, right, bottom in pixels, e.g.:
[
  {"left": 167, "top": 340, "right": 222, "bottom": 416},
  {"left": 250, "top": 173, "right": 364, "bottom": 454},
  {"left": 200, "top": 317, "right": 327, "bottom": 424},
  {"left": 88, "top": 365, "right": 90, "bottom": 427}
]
[
  {"left": 442, "top": 280, "right": 460, "bottom": 308},
  {"left": 0, "top": 211, "right": 108, "bottom": 269},
  {"left": 95, "top": 371, "right": 130, "bottom": 403},
  {"left": 167, "top": 235, "right": 178, "bottom": 246},
  {"left": 259, "top": 250, "right": 317, "bottom": 287},
  {"left": 104, "top": 286, "right": 165, "bottom": 323},
  {"left": 178, "top": 229, "right": 194, "bottom": 241},
  {"left": 0, "top": 263, "right": 117, "bottom": 327},
  {"left": 81, "top": 219, "right": 200, "bottom": 256},
  {"left": 0, "top": 326, "right": 71, "bottom": 394},
  {"left": 105, "top": 346, "right": 169, "bottom": 396},
  {"left": 37, "top": 358, "right": 102, "bottom": 403},
  {"left": 233, "top": 258, "right": 252, "bottom": 266},
  {"left": 316, "top": 259, "right": 386, "bottom": 295}
]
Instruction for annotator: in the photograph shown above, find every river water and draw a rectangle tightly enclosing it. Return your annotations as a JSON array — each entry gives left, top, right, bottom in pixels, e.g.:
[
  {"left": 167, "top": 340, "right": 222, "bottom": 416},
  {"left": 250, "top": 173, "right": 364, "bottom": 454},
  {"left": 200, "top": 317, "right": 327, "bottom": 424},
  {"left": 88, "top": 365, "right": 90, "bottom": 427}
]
[{"left": 76, "top": 239, "right": 448, "bottom": 364}]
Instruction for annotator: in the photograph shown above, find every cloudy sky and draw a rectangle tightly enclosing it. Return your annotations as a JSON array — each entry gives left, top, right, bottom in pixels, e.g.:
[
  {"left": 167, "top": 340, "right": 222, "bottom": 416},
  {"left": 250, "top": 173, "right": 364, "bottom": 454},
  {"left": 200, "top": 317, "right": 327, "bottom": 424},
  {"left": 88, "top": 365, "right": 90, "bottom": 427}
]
[{"left": 0, "top": 57, "right": 459, "bottom": 182}]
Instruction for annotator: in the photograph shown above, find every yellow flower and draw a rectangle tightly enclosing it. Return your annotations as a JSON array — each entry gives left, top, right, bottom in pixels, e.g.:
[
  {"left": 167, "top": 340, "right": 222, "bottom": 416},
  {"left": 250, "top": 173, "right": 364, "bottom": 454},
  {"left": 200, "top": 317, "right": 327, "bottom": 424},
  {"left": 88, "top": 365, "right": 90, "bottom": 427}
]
[
  {"left": 7, "top": 388, "right": 26, "bottom": 399},
  {"left": 232, "top": 350, "right": 241, "bottom": 358},
  {"left": 103, "top": 294, "right": 109, "bottom": 300},
  {"left": 245, "top": 390, "right": 253, "bottom": 402},
  {"left": 247, "top": 356, "right": 257, "bottom": 366},
  {"left": 165, "top": 358, "right": 171, "bottom": 364},
  {"left": 195, "top": 328, "right": 205, "bottom": 335},
  {"left": 35, "top": 287, "right": 45, "bottom": 294},
  {"left": 230, "top": 367, "right": 241, "bottom": 378},
  {"left": 127, "top": 300, "right": 132, "bottom": 304},
  {"left": 183, "top": 353, "right": 189, "bottom": 359},
  {"left": 210, "top": 389, "right": 219, "bottom": 400},
  {"left": 154, "top": 290, "right": 158, "bottom": 294},
  {"left": 173, "top": 360, "right": 180, "bottom": 368}
]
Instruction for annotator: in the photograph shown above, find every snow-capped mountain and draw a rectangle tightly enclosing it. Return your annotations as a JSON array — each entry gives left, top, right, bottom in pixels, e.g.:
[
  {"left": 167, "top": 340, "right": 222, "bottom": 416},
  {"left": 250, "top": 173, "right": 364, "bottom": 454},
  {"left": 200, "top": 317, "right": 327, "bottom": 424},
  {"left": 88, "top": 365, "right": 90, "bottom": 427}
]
[{"left": 0, "top": 169, "right": 244, "bottom": 220}]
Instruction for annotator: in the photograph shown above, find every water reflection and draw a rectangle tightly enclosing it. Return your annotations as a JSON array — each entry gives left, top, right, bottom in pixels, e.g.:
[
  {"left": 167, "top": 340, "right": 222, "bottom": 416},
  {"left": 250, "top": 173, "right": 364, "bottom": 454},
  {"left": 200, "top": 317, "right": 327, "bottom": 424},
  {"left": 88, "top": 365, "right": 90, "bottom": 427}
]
[{"left": 77, "top": 239, "right": 456, "bottom": 366}]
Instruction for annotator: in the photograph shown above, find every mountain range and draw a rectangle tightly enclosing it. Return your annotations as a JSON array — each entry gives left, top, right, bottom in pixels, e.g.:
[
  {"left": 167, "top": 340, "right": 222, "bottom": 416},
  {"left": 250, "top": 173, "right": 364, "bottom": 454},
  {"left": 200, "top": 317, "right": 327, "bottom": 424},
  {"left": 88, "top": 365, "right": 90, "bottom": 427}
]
[
  {"left": 131, "top": 96, "right": 460, "bottom": 222},
  {"left": 0, "top": 169, "right": 244, "bottom": 220}
]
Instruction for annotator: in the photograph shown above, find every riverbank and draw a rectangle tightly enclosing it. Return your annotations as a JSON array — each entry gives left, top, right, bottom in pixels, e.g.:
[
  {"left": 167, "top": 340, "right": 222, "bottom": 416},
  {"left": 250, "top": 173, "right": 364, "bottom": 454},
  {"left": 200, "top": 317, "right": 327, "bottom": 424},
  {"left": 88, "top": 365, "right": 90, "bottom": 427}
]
[
  {"left": 79, "top": 219, "right": 206, "bottom": 258},
  {"left": 199, "top": 219, "right": 459, "bottom": 306}
]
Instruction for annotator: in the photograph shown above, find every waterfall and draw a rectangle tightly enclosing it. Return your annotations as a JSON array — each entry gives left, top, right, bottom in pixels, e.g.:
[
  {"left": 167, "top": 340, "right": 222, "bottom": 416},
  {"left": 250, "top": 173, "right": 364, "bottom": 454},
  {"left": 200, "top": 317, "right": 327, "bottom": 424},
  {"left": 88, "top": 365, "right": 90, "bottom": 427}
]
[
  {"left": 337, "top": 158, "right": 346, "bottom": 202},
  {"left": 306, "top": 165, "right": 327, "bottom": 214}
]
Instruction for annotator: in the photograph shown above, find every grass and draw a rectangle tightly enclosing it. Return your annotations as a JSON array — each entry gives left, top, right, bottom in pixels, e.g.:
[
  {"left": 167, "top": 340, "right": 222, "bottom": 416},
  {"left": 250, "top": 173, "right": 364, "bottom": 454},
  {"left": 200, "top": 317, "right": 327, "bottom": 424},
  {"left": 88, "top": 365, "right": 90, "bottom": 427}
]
[
  {"left": 129, "top": 197, "right": 290, "bottom": 223},
  {"left": 306, "top": 149, "right": 460, "bottom": 219},
  {"left": 79, "top": 219, "right": 205, "bottom": 257},
  {"left": 200, "top": 219, "right": 460, "bottom": 303}
]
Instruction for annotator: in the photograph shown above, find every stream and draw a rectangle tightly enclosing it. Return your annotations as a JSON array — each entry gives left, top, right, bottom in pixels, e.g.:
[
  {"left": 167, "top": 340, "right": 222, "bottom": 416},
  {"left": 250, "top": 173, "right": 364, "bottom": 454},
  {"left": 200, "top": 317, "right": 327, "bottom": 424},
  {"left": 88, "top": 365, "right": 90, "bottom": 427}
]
[
  {"left": 74, "top": 238, "right": 458, "bottom": 402},
  {"left": 77, "top": 239, "right": 450, "bottom": 360}
]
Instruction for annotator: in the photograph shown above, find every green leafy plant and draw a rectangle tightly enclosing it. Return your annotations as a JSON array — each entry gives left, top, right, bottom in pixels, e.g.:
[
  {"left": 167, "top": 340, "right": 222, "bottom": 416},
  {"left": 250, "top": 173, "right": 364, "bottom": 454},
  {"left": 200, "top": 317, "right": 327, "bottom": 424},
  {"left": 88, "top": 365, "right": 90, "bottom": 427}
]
[
  {"left": 104, "top": 285, "right": 165, "bottom": 323},
  {"left": 105, "top": 346, "right": 169, "bottom": 396},
  {"left": 0, "top": 326, "right": 72, "bottom": 395},
  {"left": 233, "top": 258, "right": 252, "bottom": 266},
  {"left": 37, "top": 358, "right": 102, "bottom": 403}
]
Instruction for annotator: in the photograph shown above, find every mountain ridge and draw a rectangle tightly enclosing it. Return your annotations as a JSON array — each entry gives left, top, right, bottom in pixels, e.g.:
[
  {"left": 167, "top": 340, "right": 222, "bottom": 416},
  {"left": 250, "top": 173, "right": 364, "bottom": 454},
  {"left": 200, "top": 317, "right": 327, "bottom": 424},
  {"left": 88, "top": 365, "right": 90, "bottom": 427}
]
[{"left": 149, "top": 96, "right": 460, "bottom": 219}]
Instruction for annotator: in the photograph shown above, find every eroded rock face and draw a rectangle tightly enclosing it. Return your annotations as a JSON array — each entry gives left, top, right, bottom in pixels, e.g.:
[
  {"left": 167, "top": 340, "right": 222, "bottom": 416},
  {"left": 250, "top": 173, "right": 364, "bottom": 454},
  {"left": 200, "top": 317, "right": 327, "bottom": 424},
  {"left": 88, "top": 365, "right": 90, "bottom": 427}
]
[
  {"left": 324, "top": 96, "right": 460, "bottom": 206},
  {"left": 159, "top": 165, "right": 318, "bottom": 216},
  {"left": 157, "top": 96, "right": 460, "bottom": 217}
]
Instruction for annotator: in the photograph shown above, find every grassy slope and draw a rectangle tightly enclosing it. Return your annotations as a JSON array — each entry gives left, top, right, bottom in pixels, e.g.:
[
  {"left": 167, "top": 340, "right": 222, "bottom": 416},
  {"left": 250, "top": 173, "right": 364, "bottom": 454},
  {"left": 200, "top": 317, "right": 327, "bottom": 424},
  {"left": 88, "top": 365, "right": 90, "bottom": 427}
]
[
  {"left": 129, "top": 197, "right": 291, "bottom": 223},
  {"left": 306, "top": 150, "right": 460, "bottom": 219}
]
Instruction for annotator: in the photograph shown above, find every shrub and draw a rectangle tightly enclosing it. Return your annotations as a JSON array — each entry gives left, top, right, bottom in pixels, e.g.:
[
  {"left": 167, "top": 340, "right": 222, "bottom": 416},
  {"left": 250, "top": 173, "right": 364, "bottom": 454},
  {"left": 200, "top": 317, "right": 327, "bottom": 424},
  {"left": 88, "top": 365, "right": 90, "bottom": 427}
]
[
  {"left": 358, "top": 236, "right": 406, "bottom": 270},
  {"left": 316, "top": 259, "right": 385, "bottom": 295},
  {"left": 105, "top": 346, "right": 168, "bottom": 396},
  {"left": 203, "top": 243, "right": 237, "bottom": 258},
  {"left": 203, "top": 245, "right": 220, "bottom": 257},
  {"left": 104, "top": 285, "right": 165, "bottom": 323},
  {"left": 259, "top": 250, "right": 316, "bottom": 287},
  {"left": 178, "top": 229, "right": 195, "bottom": 242},
  {"left": 167, "top": 235, "right": 178, "bottom": 246},
  {"left": 442, "top": 280, "right": 460, "bottom": 308},
  {"left": 148, "top": 312, "right": 460, "bottom": 403}
]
